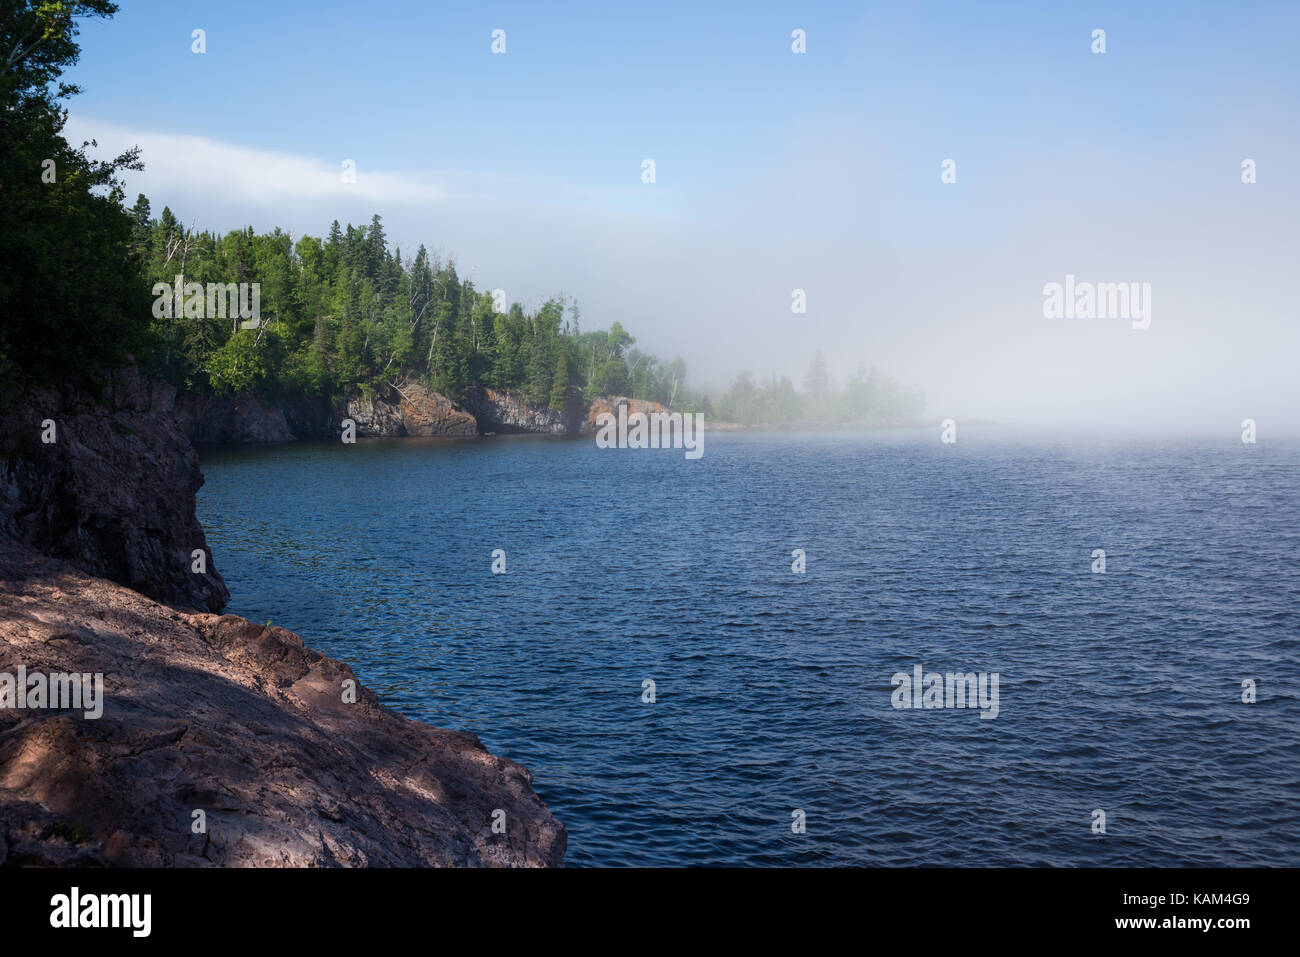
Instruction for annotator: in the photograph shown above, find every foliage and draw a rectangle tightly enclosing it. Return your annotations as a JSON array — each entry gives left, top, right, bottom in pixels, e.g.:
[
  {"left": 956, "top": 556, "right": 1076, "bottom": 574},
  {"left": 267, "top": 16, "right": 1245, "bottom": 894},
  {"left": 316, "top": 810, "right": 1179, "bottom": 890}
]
[
  {"left": 134, "top": 207, "right": 715, "bottom": 411},
  {"left": 715, "top": 352, "right": 925, "bottom": 427},
  {"left": 0, "top": 0, "right": 149, "bottom": 389}
]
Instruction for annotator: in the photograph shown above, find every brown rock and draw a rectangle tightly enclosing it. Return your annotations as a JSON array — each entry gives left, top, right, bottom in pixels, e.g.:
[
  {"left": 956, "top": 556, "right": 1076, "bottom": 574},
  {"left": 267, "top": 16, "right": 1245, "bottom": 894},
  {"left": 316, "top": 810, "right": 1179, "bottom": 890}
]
[
  {"left": 0, "top": 368, "right": 228, "bottom": 612},
  {"left": 0, "top": 539, "right": 566, "bottom": 867},
  {"left": 341, "top": 383, "right": 477, "bottom": 437},
  {"left": 581, "top": 395, "right": 671, "bottom": 433}
]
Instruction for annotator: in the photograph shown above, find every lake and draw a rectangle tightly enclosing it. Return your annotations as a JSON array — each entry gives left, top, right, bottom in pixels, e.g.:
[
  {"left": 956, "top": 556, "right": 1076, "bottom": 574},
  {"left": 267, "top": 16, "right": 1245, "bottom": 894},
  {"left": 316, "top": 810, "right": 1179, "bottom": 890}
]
[{"left": 197, "top": 428, "right": 1300, "bottom": 866}]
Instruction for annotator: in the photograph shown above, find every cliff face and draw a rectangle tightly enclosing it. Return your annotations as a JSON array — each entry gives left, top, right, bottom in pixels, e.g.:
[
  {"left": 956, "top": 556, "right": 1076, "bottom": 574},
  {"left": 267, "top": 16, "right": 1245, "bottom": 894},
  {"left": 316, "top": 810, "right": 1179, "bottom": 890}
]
[
  {"left": 0, "top": 369, "right": 229, "bottom": 612},
  {"left": 0, "top": 539, "right": 566, "bottom": 866},
  {"left": 174, "top": 389, "right": 295, "bottom": 443},
  {"left": 171, "top": 383, "right": 478, "bottom": 442},
  {"left": 0, "top": 367, "right": 566, "bottom": 867},
  {"left": 168, "top": 385, "right": 667, "bottom": 443},
  {"left": 341, "top": 382, "right": 477, "bottom": 437},
  {"left": 462, "top": 387, "right": 581, "bottom": 434},
  {"left": 173, "top": 389, "right": 336, "bottom": 444}
]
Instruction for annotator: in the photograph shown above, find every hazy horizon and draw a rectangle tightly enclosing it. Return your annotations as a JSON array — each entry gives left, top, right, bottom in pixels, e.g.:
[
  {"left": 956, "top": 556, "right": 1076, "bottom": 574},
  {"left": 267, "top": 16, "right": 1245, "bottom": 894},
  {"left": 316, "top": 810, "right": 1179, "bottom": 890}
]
[{"left": 64, "top": 0, "right": 1300, "bottom": 433}]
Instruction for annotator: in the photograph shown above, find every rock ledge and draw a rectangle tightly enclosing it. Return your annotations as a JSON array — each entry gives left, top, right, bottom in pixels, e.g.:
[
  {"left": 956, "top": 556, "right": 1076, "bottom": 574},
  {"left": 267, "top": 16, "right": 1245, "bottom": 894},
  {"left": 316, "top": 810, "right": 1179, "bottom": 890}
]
[{"left": 0, "top": 539, "right": 566, "bottom": 867}]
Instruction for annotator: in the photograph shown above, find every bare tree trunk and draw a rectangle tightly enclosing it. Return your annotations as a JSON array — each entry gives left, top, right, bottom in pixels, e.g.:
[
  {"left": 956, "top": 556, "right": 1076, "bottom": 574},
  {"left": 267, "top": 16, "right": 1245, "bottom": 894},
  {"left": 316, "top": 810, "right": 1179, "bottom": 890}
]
[{"left": 161, "top": 218, "right": 197, "bottom": 372}]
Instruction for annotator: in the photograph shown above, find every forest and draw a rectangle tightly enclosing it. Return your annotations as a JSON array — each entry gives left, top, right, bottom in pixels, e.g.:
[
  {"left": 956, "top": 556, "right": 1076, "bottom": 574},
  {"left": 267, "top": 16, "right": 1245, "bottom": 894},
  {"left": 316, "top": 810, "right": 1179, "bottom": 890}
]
[
  {"left": 0, "top": 0, "right": 922, "bottom": 427},
  {"left": 109, "top": 200, "right": 928, "bottom": 427},
  {"left": 129, "top": 202, "right": 706, "bottom": 414}
]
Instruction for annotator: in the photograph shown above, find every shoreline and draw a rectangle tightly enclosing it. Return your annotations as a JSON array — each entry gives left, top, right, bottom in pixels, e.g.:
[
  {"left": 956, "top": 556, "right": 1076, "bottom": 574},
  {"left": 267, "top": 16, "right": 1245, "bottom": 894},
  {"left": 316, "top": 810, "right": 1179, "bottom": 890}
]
[
  {"left": 0, "top": 367, "right": 567, "bottom": 867},
  {"left": 174, "top": 379, "right": 935, "bottom": 447},
  {"left": 0, "top": 539, "right": 566, "bottom": 866}
]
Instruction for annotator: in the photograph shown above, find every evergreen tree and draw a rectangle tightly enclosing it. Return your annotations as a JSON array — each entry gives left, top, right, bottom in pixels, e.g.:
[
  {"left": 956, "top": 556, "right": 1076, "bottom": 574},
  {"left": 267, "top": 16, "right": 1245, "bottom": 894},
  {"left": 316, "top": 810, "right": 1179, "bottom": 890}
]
[
  {"left": 0, "top": 0, "right": 148, "bottom": 388},
  {"left": 549, "top": 352, "right": 570, "bottom": 411},
  {"left": 365, "top": 214, "right": 387, "bottom": 282},
  {"left": 129, "top": 193, "right": 152, "bottom": 253}
]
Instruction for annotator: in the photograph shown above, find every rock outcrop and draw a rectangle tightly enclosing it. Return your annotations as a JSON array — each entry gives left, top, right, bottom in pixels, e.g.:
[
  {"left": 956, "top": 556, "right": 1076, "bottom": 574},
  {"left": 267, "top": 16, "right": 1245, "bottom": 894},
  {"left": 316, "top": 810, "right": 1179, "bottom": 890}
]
[
  {"left": 0, "top": 369, "right": 228, "bottom": 612},
  {"left": 0, "top": 538, "right": 566, "bottom": 867},
  {"left": 173, "top": 389, "right": 296, "bottom": 444},
  {"left": 342, "top": 383, "right": 477, "bottom": 437},
  {"left": 462, "top": 386, "right": 581, "bottom": 434},
  {"left": 580, "top": 395, "right": 672, "bottom": 433},
  {"left": 164, "top": 385, "right": 673, "bottom": 443},
  {"left": 170, "top": 388, "right": 337, "bottom": 444},
  {"left": 279, "top": 394, "right": 337, "bottom": 440}
]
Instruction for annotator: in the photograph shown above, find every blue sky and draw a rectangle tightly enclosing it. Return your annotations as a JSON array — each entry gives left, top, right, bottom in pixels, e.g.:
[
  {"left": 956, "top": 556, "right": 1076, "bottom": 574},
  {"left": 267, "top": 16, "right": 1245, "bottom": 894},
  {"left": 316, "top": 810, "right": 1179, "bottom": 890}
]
[
  {"left": 71, "top": 1, "right": 1296, "bottom": 202},
  {"left": 63, "top": 0, "right": 1300, "bottom": 428}
]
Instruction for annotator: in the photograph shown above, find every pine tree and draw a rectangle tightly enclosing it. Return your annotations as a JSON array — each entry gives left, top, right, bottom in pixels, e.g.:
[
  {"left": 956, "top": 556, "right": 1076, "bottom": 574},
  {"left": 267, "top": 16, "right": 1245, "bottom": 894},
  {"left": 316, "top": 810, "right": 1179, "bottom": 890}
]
[
  {"left": 129, "top": 194, "right": 152, "bottom": 254},
  {"left": 324, "top": 219, "right": 343, "bottom": 275},
  {"left": 365, "top": 214, "right": 387, "bottom": 282},
  {"left": 803, "top": 350, "right": 830, "bottom": 400}
]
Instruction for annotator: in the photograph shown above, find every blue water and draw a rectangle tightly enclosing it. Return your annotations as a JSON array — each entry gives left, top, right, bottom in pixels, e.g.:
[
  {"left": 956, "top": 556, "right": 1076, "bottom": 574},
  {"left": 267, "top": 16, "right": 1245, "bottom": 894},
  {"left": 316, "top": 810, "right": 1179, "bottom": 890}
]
[{"left": 197, "top": 429, "right": 1300, "bottom": 866}]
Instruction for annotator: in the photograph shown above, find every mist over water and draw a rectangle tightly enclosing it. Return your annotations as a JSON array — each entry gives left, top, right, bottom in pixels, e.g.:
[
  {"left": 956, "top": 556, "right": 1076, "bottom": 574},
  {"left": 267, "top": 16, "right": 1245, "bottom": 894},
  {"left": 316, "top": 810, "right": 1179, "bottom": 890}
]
[
  {"left": 65, "top": 3, "right": 1300, "bottom": 437},
  {"left": 199, "top": 430, "right": 1300, "bottom": 866}
]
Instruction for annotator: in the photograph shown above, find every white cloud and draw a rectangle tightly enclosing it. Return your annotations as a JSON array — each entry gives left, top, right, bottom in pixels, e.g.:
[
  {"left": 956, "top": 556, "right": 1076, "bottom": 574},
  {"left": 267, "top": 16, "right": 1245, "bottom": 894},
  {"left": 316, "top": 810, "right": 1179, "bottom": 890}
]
[{"left": 65, "top": 115, "right": 444, "bottom": 207}]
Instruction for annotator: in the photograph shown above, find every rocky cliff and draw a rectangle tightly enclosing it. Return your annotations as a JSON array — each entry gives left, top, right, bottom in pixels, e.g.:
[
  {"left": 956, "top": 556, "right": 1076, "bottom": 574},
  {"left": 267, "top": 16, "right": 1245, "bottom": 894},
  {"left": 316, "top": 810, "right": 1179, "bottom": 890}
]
[
  {"left": 172, "top": 389, "right": 336, "bottom": 444},
  {"left": 168, "top": 385, "right": 685, "bottom": 444},
  {"left": 171, "top": 382, "right": 478, "bottom": 443},
  {"left": 0, "top": 368, "right": 566, "bottom": 867},
  {"left": 463, "top": 386, "right": 581, "bottom": 434},
  {"left": 0, "top": 539, "right": 565, "bottom": 866},
  {"left": 341, "top": 382, "right": 477, "bottom": 437},
  {"left": 0, "top": 368, "right": 228, "bottom": 612},
  {"left": 174, "top": 389, "right": 296, "bottom": 443}
]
